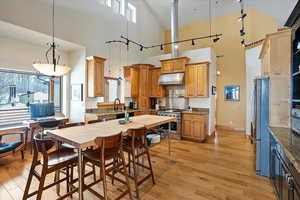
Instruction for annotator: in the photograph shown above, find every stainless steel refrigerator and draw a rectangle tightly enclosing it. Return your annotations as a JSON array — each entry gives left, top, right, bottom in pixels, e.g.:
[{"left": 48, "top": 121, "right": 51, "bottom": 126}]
[{"left": 254, "top": 78, "right": 270, "bottom": 177}]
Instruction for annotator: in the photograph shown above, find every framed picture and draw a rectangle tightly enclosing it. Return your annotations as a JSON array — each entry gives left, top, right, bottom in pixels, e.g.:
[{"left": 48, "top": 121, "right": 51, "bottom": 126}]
[
  {"left": 71, "top": 84, "right": 83, "bottom": 101},
  {"left": 224, "top": 86, "right": 240, "bottom": 101}
]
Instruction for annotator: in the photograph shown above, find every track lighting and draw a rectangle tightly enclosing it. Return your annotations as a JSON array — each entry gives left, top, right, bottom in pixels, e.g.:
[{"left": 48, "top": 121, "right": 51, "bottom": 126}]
[
  {"left": 213, "top": 37, "right": 220, "bottom": 43},
  {"left": 237, "top": 0, "right": 242, "bottom": 2},
  {"left": 241, "top": 39, "right": 245, "bottom": 47},
  {"left": 140, "top": 45, "right": 143, "bottom": 51},
  {"left": 192, "top": 39, "right": 195, "bottom": 46},
  {"left": 238, "top": 13, "right": 247, "bottom": 22},
  {"left": 160, "top": 44, "right": 163, "bottom": 51},
  {"left": 126, "top": 39, "right": 129, "bottom": 46},
  {"left": 240, "top": 29, "right": 245, "bottom": 36}
]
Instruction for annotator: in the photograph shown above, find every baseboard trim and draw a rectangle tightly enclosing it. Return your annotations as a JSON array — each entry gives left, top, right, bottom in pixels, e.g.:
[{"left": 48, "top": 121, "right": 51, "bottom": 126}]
[{"left": 216, "top": 125, "right": 245, "bottom": 132}]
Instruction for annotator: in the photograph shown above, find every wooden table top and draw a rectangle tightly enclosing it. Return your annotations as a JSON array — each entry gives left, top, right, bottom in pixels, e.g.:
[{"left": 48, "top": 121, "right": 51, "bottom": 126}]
[{"left": 46, "top": 115, "right": 176, "bottom": 149}]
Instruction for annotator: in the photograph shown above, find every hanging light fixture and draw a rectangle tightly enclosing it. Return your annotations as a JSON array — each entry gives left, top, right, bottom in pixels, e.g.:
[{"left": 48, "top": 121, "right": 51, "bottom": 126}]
[{"left": 33, "top": 0, "right": 71, "bottom": 76}]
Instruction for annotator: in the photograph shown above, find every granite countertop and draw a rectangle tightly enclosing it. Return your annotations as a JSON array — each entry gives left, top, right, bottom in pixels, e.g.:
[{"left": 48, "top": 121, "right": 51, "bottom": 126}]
[
  {"left": 181, "top": 108, "right": 209, "bottom": 115},
  {"left": 86, "top": 109, "right": 139, "bottom": 116},
  {"left": 269, "top": 127, "right": 300, "bottom": 173}
]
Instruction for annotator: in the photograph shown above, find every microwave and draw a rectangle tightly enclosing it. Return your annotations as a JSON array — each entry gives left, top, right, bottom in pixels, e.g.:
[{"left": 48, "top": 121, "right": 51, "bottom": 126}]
[{"left": 292, "top": 109, "right": 300, "bottom": 135}]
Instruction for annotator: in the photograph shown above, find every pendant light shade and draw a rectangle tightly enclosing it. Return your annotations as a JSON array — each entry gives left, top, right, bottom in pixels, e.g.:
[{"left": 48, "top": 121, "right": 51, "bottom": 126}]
[
  {"left": 33, "top": 63, "right": 71, "bottom": 77},
  {"left": 33, "top": 0, "right": 71, "bottom": 77}
]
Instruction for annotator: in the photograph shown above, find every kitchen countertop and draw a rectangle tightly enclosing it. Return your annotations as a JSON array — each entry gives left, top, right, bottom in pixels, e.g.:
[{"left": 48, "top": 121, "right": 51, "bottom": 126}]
[
  {"left": 269, "top": 127, "right": 300, "bottom": 173},
  {"left": 86, "top": 109, "right": 158, "bottom": 117},
  {"left": 181, "top": 108, "right": 209, "bottom": 115}
]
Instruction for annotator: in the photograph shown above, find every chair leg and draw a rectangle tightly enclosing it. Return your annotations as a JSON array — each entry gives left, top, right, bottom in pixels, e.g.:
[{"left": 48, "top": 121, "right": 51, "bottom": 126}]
[
  {"left": 100, "top": 160, "right": 108, "bottom": 200},
  {"left": 55, "top": 170, "right": 61, "bottom": 196},
  {"left": 22, "top": 163, "right": 36, "bottom": 200},
  {"left": 146, "top": 148, "right": 155, "bottom": 184},
  {"left": 21, "top": 150, "right": 24, "bottom": 160},
  {"left": 36, "top": 169, "right": 47, "bottom": 200},
  {"left": 66, "top": 167, "right": 70, "bottom": 194},
  {"left": 92, "top": 163, "right": 96, "bottom": 181},
  {"left": 120, "top": 152, "right": 133, "bottom": 200},
  {"left": 128, "top": 151, "right": 131, "bottom": 175},
  {"left": 132, "top": 150, "right": 140, "bottom": 200}
]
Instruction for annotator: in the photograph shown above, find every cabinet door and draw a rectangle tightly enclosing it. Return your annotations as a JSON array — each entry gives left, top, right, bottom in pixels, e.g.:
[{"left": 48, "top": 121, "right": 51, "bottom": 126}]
[
  {"left": 150, "top": 68, "right": 164, "bottom": 97},
  {"left": 172, "top": 60, "right": 185, "bottom": 72},
  {"left": 192, "top": 116, "right": 208, "bottom": 141},
  {"left": 138, "top": 96, "right": 149, "bottom": 110},
  {"left": 185, "top": 65, "right": 196, "bottom": 97},
  {"left": 130, "top": 68, "right": 139, "bottom": 98},
  {"left": 196, "top": 64, "right": 209, "bottom": 97},
  {"left": 161, "top": 61, "right": 172, "bottom": 74},
  {"left": 94, "top": 61, "right": 104, "bottom": 97},
  {"left": 182, "top": 119, "right": 193, "bottom": 138},
  {"left": 139, "top": 66, "right": 149, "bottom": 97}
]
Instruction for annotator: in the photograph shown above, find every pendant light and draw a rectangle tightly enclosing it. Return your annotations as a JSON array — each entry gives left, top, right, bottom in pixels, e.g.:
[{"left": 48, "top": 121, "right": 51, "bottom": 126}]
[{"left": 33, "top": 0, "right": 71, "bottom": 76}]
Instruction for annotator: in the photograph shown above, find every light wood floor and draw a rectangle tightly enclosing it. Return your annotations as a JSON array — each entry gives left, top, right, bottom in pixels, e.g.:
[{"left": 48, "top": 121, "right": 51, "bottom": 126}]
[{"left": 0, "top": 129, "right": 276, "bottom": 200}]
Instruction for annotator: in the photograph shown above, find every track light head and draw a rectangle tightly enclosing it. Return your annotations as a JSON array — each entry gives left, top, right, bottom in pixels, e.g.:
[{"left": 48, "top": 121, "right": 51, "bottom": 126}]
[
  {"left": 126, "top": 39, "right": 129, "bottom": 46},
  {"left": 140, "top": 45, "right": 143, "bottom": 51},
  {"left": 237, "top": 0, "right": 242, "bottom": 2},
  {"left": 160, "top": 44, "right": 163, "bottom": 51},
  {"left": 174, "top": 44, "right": 179, "bottom": 49},
  {"left": 192, "top": 39, "right": 195, "bottom": 46},
  {"left": 241, "top": 39, "right": 245, "bottom": 47},
  {"left": 238, "top": 13, "right": 247, "bottom": 21},
  {"left": 213, "top": 37, "right": 220, "bottom": 43},
  {"left": 240, "top": 29, "right": 245, "bottom": 36}
]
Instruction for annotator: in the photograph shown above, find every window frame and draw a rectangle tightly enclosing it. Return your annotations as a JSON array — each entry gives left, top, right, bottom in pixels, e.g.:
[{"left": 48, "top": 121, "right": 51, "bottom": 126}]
[
  {"left": 127, "top": 2, "right": 136, "bottom": 23},
  {"left": 0, "top": 68, "right": 62, "bottom": 111},
  {"left": 102, "top": 76, "right": 121, "bottom": 103}
]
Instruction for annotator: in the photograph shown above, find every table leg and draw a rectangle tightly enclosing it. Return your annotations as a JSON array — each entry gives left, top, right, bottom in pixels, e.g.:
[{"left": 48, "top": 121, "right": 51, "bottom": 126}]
[
  {"left": 78, "top": 149, "right": 83, "bottom": 200},
  {"left": 168, "top": 122, "right": 176, "bottom": 163}
]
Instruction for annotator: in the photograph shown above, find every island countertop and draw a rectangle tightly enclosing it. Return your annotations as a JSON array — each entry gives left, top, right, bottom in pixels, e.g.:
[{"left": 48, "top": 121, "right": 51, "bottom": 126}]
[{"left": 269, "top": 127, "right": 300, "bottom": 173}]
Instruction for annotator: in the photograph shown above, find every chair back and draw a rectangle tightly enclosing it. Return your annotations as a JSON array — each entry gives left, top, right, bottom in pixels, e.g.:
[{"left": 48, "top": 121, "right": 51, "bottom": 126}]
[
  {"left": 94, "top": 132, "right": 122, "bottom": 152},
  {"left": 33, "top": 134, "right": 55, "bottom": 154},
  {"left": 127, "top": 127, "right": 147, "bottom": 139},
  {"left": 58, "top": 122, "right": 85, "bottom": 129},
  {"left": 87, "top": 119, "right": 102, "bottom": 124}
]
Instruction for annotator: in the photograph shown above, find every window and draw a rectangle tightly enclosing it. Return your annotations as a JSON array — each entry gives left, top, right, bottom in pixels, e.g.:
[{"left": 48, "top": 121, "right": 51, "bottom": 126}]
[
  {"left": 0, "top": 70, "right": 62, "bottom": 110},
  {"left": 127, "top": 2, "right": 136, "bottom": 23},
  {"left": 101, "top": 78, "right": 120, "bottom": 103},
  {"left": 106, "top": 0, "right": 112, "bottom": 7},
  {"left": 113, "top": 0, "right": 125, "bottom": 15}
]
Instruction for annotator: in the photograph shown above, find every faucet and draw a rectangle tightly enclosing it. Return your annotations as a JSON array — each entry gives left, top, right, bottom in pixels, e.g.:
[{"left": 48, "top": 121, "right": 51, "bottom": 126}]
[{"left": 113, "top": 98, "right": 121, "bottom": 111}]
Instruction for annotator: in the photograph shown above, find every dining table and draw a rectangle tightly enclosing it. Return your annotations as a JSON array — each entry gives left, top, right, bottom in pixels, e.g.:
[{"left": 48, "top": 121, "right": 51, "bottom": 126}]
[{"left": 46, "top": 114, "right": 176, "bottom": 200}]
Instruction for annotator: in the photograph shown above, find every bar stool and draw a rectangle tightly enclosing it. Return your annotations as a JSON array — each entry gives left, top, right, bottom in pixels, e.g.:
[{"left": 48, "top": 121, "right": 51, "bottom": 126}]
[
  {"left": 22, "top": 134, "right": 78, "bottom": 200},
  {"left": 122, "top": 127, "right": 155, "bottom": 199},
  {"left": 83, "top": 132, "right": 132, "bottom": 200}
]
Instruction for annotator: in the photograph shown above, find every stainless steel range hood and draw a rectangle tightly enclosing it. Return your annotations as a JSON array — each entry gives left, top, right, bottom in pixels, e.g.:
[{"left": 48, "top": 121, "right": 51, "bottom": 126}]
[{"left": 158, "top": 73, "right": 184, "bottom": 85}]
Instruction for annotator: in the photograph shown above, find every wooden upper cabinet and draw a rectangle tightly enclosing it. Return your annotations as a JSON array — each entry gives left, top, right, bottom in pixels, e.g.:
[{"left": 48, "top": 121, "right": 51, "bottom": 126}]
[
  {"left": 185, "top": 62, "right": 209, "bottom": 98},
  {"left": 138, "top": 64, "right": 151, "bottom": 97},
  {"left": 87, "top": 56, "right": 106, "bottom": 97},
  {"left": 160, "top": 57, "right": 189, "bottom": 74},
  {"left": 182, "top": 114, "right": 208, "bottom": 142},
  {"left": 149, "top": 67, "right": 165, "bottom": 98},
  {"left": 130, "top": 67, "right": 139, "bottom": 98},
  {"left": 259, "top": 29, "right": 291, "bottom": 77}
]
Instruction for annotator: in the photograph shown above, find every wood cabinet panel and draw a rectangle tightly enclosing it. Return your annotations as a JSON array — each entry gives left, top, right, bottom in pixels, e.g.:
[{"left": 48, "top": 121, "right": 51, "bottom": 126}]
[
  {"left": 87, "top": 56, "right": 106, "bottom": 97},
  {"left": 138, "top": 65, "right": 150, "bottom": 97},
  {"left": 185, "top": 62, "right": 209, "bottom": 98},
  {"left": 138, "top": 96, "right": 150, "bottom": 110},
  {"left": 160, "top": 57, "right": 189, "bottom": 74},
  {"left": 130, "top": 67, "right": 139, "bottom": 98},
  {"left": 182, "top": 114, "right": 208, "bottom": 142},
  {"left": 150, "top": 68, "right": 165, "bottom": 98}
]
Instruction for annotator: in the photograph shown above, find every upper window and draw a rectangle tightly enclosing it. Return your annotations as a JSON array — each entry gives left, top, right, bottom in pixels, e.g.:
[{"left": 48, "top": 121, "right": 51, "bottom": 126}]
[
  {"left": 0, "top": 70, "right": 61, "bottom": 110},
  {"left": 113, "top": 0, "right": 125, "bottom": 15},
  {"left": 127, "top": 2, "right": 136, "bottom": 23}
]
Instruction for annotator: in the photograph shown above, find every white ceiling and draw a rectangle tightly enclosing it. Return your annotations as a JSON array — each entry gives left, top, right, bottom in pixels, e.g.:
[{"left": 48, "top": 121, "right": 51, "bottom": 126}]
[{"left": 144, "top": 0, "right": 298, "bottom": 29}]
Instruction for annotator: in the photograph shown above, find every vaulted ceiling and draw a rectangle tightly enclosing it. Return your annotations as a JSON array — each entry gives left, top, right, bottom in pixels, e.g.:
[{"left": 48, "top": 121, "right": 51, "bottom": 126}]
[{"left": 144, "top": 0, "right": 298, "bottom": 29}]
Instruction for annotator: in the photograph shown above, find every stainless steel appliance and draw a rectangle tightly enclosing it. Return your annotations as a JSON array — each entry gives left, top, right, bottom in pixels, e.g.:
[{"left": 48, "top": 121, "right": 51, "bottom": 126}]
[
  {"left": 292, "top": 109, "right": 300, "bottom": 135},
  {"left": 157, "top": 109, "right": 181, "bottom": 139}
]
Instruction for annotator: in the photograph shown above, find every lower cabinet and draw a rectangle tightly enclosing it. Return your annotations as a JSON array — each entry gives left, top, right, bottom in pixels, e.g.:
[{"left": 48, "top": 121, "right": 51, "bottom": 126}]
[
  {"left": 182, "top": 114, "right": 208, "bottom": 142},
  {"left": 270, "top": 134, "right": 300, "bottom": 200}
]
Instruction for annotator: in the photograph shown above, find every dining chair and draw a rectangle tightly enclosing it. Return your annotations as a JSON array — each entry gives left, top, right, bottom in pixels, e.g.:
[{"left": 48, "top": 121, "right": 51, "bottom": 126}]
[
  {"left": 0, "top": 130, "right": 27, "bottom": 160},
  {"left": 121, "top": 127, "right": 155, "bottom": 199},
  {"left": 87, "top": 119, "right": 102, "bottom": 124},
  {"left": 22, "top": 134, "right": 78, "bottom": 200},
  {"left": 82, "top": 132, "right": 132, "bottom": 200}
]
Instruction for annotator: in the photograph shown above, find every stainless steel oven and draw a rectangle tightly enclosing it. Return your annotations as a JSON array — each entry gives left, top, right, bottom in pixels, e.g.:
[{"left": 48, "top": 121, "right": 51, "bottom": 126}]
[
  {"left": 292, "top": 109, "right": 300, "bottom": 135},
  {"left": 157, "top": 110, "right": 181, "bottom": 139}
]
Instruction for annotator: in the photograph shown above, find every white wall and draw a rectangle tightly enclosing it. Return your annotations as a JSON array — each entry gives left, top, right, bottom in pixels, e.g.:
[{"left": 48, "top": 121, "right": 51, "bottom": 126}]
[
  {"left": 245, "top": 45, "right": 262, "bottom": 135},
  {"left": 143, "top": 48, "right": 217, "bottom": 134},
  {"left": 0, "top": 0, "right": 164, "bottom": 118},
  {"left": 0, "top": 36, "right": 69, "bottom": 72}
]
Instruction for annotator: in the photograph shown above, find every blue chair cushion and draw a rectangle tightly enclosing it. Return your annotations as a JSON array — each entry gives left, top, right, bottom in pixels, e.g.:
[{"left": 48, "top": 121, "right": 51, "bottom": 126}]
[{"left": 0, "top": 142, "right": 22, "bottom": 154}]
